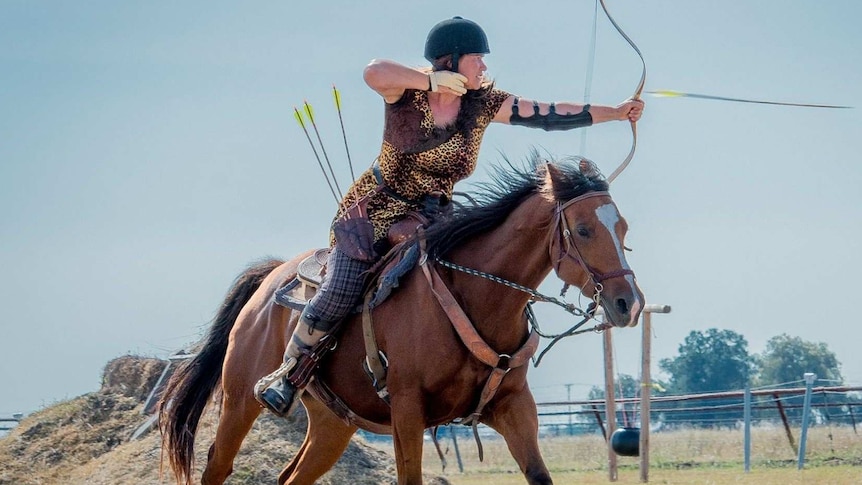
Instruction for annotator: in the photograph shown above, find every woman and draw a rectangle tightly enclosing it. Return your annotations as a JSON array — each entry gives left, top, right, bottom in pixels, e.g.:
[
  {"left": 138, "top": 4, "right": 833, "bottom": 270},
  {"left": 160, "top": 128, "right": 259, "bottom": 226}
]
[{"left": 256, "top": 16, "right": 644, "bottom": 417}]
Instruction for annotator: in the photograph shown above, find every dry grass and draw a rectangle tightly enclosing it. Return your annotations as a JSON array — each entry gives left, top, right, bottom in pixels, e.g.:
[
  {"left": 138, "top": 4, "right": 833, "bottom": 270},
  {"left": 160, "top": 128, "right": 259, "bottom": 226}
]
[
  {"left": 399, "top": 425, "right": 862, "bottom": 484},
  {"left": 2, "top": 356, "right": 859, "bottom": 483},
  {"left": 446, "top": 467, "right": 862, "bottom": 485},
  {"left": 0, "top": 356, "right": 423, "bottom": 485}
]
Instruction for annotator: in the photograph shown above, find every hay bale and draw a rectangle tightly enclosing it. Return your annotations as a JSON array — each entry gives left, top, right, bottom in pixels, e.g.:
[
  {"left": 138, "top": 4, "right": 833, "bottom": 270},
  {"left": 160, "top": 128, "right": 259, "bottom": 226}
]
[{"left": 101, "top": 355, "right": 167, "bottom": 402}]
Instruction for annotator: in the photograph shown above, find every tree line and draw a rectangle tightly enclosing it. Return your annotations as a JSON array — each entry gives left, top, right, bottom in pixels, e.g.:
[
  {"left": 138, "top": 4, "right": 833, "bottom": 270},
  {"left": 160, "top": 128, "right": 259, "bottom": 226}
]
[{"left": 588, "top": 329, "right": 859, "bottom": 428}]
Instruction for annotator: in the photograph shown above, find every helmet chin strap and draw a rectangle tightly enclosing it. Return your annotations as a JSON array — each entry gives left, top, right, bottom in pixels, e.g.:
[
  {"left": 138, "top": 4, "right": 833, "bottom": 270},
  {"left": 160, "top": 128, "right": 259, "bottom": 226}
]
[{"left": 451, "top": 52, "right": 460, "bottom": 73}]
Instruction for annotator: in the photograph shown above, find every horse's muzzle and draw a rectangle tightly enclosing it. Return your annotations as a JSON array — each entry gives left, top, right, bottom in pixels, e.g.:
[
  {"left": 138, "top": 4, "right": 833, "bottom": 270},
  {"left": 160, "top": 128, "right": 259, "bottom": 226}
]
[{"left": 601, "top": 284, "right": 644, "bottom": 328}]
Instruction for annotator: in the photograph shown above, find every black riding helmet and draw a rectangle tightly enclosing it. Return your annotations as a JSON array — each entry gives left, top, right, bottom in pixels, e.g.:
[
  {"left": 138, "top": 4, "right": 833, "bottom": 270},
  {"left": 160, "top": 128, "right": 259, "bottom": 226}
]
[{"left": 424, "top": 16, "right": 490, "bottom": 73}]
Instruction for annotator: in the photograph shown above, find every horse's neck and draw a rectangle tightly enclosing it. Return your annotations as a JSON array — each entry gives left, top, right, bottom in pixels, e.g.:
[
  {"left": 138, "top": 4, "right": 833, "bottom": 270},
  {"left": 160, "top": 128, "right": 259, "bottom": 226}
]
[{"left": 447, "top": 195, "right": 553, "bottom": 349}]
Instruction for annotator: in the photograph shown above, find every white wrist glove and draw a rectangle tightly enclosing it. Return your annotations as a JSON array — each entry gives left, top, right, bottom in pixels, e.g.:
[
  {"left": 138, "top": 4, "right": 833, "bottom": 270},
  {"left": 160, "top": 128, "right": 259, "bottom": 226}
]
[{"left": 428, "top": 71, "right": 468, "bottom": 95}]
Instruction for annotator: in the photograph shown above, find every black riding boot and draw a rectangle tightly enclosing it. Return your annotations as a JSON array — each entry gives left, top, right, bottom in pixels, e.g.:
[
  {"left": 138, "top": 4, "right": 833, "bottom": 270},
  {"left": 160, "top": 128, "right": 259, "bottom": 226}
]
[
  {"left": 256, "top": 366, "right": 300, "bottom": 417},
  {"left": 254, "top": 313, "right": 327, "bottom": 418}
]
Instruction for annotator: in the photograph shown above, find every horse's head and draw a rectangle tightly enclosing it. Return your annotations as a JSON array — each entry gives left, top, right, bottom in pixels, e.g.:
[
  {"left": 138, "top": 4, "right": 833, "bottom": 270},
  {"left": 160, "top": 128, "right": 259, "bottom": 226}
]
[{"left": 544, "top": 162, "right": 644, "bottom": 328}]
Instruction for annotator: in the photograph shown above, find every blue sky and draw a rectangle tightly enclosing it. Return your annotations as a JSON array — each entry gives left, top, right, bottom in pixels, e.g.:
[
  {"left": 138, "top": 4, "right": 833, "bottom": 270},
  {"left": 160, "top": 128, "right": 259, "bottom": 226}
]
[{"left": 1, "top": 0, "right": 860, "bottom": 415}]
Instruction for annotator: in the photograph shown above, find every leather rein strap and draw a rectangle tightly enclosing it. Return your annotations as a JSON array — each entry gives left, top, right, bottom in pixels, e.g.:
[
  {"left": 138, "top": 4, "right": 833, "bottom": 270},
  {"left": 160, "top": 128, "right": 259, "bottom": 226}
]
[{"left": 420, "top": 256, "right": 540, "bottom": 461}]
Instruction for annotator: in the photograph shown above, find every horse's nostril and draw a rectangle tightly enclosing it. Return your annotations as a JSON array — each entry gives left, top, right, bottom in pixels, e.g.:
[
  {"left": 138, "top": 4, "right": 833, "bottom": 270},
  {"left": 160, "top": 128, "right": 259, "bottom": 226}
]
[{"left": 615, "top": 298, "right": 629, "bottom": 315}]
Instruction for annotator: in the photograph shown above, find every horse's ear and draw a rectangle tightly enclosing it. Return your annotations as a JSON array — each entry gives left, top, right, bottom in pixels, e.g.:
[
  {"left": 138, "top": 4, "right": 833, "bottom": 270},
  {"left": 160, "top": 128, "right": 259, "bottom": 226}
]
[
  {"left": 578, "top": 158, "right": 601, "bottom": 178},
  {"left": 545, "top": 162, "right": 564, "bottom": 189}
]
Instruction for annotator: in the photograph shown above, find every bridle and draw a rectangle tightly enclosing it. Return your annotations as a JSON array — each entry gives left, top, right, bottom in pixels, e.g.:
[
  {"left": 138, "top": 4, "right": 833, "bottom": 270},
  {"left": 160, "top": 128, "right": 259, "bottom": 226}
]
[
  {"left": 434, "top": 189, "right": 636, "bottom": 349},
  {"left": 550, "top": 191, "right": 636, "bottom": 300}
]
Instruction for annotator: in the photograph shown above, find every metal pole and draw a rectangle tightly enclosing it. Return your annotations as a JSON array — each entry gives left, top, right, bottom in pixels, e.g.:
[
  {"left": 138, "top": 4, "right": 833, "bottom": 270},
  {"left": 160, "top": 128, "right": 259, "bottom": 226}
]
[
  {"left": 639, "top": 312, "right": 652, "bottom": 483},
  {"left": 591, "top": 404, "right": 607, "bottom": 439},
  {"left": 603, "top": 328, "right": 618, "bottom": 482},
  {"left": 797, "top": 373, "right": 817, "bottom": 470},
  {"left": 744, "top": 385, "right": 751, "bottom": 473},
  {"left": 450, "top": 425, "right": 464, "bottom": 473},
  {"left": 566, "top": 383, "right": 574, "bottom": 436},
  {"left": 774, "top": 393, "right": 797, "bottom": 454},
  {"left": 849, "top": 404, "right": 858, "bottom": 435}
]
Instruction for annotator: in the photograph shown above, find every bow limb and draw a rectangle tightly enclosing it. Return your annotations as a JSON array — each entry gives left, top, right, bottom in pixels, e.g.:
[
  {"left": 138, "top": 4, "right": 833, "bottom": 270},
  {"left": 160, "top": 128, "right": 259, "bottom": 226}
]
[{"left": 599, "top": 0, "right": 647, "bottom": 183}]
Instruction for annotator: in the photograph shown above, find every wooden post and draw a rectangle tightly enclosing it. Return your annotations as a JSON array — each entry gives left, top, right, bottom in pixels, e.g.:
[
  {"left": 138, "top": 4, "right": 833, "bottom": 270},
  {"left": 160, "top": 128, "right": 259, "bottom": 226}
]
[
  {"left": 603, "top": 328, "right": 618, "bottom": 482},
  {"left": 639, "top": 311, "right": 651, "bottom": 483},
  {"left": 596, "top": 303, "right": 670, "bottom": 483},
  {"left": 638, "top": 304, "right": 669, "bottom": 484}
]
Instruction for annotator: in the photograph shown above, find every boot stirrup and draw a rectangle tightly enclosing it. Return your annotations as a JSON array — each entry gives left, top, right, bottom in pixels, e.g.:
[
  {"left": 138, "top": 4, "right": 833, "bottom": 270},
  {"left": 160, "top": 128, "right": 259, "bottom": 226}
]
[{"left": 253, "top": 358, "right": 296, "bottom": 401}]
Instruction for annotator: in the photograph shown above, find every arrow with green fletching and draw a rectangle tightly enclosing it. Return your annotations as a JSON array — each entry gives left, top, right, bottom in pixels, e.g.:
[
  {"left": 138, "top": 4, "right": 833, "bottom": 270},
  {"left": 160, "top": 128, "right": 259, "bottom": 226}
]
[
  {"left": 647, "top": 90, "right": 852, "bottom": 109},
  {"left": 303, "top": 100, "right": 342, "bottom": 197},
  {"left": 294, "top": 106, "right": 340, "bottom": 204}
]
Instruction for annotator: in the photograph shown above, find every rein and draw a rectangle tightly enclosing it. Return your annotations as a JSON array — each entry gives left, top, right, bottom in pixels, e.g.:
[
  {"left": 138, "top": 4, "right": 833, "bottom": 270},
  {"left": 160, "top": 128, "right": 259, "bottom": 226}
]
[
  {"left": 434, "top": 190, "right": 635, "bottom": 364},
  {"left": 435, "top": 258, "right": 594, "bottom": 320},
  {"left": 436, "top": 257, "right": 609, "bottom": 367}
]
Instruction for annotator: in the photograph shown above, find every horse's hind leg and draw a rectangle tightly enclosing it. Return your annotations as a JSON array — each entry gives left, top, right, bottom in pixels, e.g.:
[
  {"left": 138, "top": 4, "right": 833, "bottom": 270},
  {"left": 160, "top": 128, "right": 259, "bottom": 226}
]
[
  {"left": 201, "top": 394, "right": 263, "bottom": 485},
  {"left": 482, "top": 390, "right": 553, "bottom": 485},
  {"left": 202, "top": 307, "right": 284, "bottom": 485},
  {"left": 278, "top": 395, "right": 357, "bottom": 485}
]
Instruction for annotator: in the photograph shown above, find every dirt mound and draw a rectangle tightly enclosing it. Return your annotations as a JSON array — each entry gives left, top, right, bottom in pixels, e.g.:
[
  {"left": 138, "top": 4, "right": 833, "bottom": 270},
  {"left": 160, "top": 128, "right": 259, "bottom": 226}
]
[{"left": 0, "top": 355, "right": 448, "bottom": 484}]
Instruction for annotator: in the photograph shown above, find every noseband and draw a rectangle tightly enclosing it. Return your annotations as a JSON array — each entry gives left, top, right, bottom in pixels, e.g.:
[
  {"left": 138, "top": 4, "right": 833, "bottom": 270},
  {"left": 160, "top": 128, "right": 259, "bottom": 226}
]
[{"left": 550, "top": 191, "right": 636, "bottom": 294}]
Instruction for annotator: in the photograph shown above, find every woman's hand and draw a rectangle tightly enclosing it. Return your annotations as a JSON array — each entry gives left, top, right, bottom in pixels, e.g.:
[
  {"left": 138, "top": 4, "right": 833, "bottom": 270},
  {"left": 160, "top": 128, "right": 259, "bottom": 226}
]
[
  {"left": 617, "top": 98, "right": 644, "bottom": 122},
  {"left": 429, "top": 71, "right": 467, "bottom": 95}
]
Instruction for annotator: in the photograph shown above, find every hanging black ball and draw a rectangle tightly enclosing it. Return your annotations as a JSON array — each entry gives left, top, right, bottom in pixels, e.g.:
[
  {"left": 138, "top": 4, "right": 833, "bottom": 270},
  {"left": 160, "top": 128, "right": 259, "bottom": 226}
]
[{"left": 610, "top": 427, "right": 640, "bottom": 456}]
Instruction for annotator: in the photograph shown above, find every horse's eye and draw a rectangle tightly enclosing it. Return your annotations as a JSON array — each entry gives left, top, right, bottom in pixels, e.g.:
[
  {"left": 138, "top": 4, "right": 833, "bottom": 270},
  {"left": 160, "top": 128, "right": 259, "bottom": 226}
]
[
  {"left": 576, "top": 225, "right": 590, "bottom": 237},
  {"left": 624, "top": 245, "right": 633, "bottom": 252}
]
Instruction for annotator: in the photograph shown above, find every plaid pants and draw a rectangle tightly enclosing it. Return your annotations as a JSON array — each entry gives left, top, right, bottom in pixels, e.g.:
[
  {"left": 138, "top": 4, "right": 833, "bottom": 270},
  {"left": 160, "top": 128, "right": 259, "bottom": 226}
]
[{"left": 303, "top": 246, "right": 374, "bottom": 330}]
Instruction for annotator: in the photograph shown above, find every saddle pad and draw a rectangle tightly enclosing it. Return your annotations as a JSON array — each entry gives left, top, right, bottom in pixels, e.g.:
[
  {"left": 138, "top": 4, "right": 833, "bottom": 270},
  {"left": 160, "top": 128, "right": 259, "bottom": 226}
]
[{"left": 367, "top": 241, "right": 420, "bottom": 309}]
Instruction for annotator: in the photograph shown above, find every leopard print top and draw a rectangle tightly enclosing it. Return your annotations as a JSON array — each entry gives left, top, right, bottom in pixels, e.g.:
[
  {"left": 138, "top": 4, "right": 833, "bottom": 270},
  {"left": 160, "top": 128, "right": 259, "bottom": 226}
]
[{"left": 331, "top": 87, "right": 511, "bottom": 246}]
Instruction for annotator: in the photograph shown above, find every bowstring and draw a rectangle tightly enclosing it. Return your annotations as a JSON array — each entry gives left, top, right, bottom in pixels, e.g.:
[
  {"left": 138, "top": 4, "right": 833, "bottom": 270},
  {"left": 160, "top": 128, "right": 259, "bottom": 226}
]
[{"left": 579, "top": 0, "right": 599, "bottom": 157}]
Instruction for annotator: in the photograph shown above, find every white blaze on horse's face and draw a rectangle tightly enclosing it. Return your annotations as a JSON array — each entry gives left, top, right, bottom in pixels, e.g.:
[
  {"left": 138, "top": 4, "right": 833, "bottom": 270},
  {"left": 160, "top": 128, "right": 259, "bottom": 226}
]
[{"left": 595, "top": 203, "right": 642, "bottom": 327}]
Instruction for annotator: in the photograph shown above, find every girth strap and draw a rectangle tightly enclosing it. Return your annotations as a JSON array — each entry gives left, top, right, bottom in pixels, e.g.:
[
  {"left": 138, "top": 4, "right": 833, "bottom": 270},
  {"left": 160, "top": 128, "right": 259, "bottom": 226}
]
[{"left": 420, "top": 256, "right": 540, "bottom": 460}]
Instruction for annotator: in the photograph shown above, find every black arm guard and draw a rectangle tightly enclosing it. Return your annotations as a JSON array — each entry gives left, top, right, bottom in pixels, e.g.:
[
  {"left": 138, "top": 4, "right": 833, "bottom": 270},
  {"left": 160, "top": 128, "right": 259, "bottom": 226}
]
[{"left": 509, "top": 97, "right": 593, "bottom": 131}]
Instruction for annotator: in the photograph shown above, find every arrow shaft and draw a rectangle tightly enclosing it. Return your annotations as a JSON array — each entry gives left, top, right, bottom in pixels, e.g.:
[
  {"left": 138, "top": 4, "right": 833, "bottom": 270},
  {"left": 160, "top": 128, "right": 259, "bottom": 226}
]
[
  {"left": 647, "top": 90, "right": 852, "bottom": 109},
  {"left": 295, "top": 107, "right": 341, "bottom": 204}
]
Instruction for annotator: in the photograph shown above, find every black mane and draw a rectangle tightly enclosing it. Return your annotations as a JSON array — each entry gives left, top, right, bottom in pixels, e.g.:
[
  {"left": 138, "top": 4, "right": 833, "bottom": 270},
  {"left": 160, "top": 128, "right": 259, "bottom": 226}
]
[{"left": 424, "top": 153, "right": 609, "bottom": 258}]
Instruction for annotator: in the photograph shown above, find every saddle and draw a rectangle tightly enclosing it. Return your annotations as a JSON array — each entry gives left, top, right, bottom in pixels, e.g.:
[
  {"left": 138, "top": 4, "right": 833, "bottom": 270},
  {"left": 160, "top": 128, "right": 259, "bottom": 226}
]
[
  {"left": 273, "top": 248, "right": 329, "bottom": 311},
  {"left": 272, "top": 235, "right": 420, "bottom": 401},
  {"left": 273, "top": 240, "right": 420, "bottom": 313}
]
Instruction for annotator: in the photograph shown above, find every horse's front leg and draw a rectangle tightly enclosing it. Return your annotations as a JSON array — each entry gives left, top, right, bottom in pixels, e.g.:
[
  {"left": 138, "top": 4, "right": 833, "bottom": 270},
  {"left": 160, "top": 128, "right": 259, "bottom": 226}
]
[
  {"left": 482, "top": 388, "right": 553, "bottom": 485},
  {"left": 390, "top": 394, "right": 427, "bottom": 485}
]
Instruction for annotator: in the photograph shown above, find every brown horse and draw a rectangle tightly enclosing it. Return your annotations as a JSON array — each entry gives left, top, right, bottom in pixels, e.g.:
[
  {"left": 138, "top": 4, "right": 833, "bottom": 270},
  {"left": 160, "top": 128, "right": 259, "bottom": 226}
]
[{"left": 159, "top": 159, "right": 644, "bottom": 485}]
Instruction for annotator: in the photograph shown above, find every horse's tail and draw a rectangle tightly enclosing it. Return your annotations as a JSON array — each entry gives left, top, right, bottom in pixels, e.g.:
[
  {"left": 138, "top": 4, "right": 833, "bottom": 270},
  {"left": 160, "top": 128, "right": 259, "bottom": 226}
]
[{"left": 158, "top": 258, "right": 283, "bottom": 485}]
